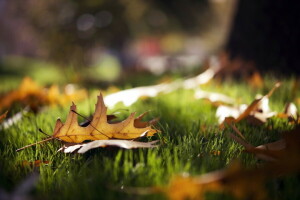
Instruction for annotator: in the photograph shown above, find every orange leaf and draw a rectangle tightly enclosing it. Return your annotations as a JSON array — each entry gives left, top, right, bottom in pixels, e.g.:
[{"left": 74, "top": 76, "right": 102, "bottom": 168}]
[
  {"left": 16, "top": 93, "right": 159, "bottom": 152},
  {"left": 164, "top": 162, "right": 267, "bottom": 200},
  {"left": 52, "top": 93, "right": 159, "bottom": 143},
  {"left": 0, "top": 77, "right": 87, "bottom": 112}
]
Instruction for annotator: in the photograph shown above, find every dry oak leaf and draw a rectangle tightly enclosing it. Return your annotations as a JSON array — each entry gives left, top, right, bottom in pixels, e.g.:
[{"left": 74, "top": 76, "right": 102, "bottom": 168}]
[
  {"left": 53, "top": 93, "right": 158, "bottom": 143},
  {"left": 16, "top": 93, "right": 159, "bottom": 152}
]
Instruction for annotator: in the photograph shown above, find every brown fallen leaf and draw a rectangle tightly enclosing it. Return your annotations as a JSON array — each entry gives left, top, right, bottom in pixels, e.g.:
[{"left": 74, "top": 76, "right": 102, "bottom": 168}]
[
  {"left": 0, "top": 77, "right": 86, "bottom": 112},
  {"left": 216, "top": 105, "right": 247, "bottom": 124},
  {"left": 218, "top": 82, "right": 280, "bottom": 127},
  {"left": 46, "top": 84, "right": 87, "bottom": 106},
  {"left": 228, "top": 132, "right": 285, "bottom": 162},
  {"left": 17, "top": 93, "right": 159, "bottom": 151},
  {"left": 235, "top": 83, "right": 280, "bottom": 122},
  {"left": 229, "top": 125, "right": 300, "bottom": 164},
  {"left": 53, "top": 93, "right": 158, "bottom": 143},
  {"left": 59, "top": 140, "right": 159, "bottom": 153}
]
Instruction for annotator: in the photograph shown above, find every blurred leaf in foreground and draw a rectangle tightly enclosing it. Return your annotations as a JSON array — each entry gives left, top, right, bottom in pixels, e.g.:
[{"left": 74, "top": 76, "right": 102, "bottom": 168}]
[
  {"left": 163, "top": 162, "right": 267, "bottom": 200},
  {"left": 158, "top": 126, "right": 300, "bottom": 200}
]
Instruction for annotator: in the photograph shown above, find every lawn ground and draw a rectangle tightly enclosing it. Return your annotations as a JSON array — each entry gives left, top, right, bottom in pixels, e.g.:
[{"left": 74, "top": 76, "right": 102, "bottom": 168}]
[{"left": 0, "top": 70, "right": 300, "bottom": 200}]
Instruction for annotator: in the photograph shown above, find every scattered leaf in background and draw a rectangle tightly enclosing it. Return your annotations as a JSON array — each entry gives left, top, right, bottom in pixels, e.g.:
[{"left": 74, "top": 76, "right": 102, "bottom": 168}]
[
  {"left": 283, "top": 102, "right": 298, "bottom": 119},
  {"left": 59, "top": 140, "right": 159, "bottom": 153},
  {"left": 46, "top": 84, "right": 87, "bottom": 106},
  {"left": 104, "top": 83, "right": 178, "bottom": 108},
  {"left": 104, "top": 66, "right": 219, "bottom": 108},
  {"left": 247, "top": 71, "right": 264, "bottom": 88},
  {"left": 0, "top": 77, "right": 87, "bottom": 112},
  {"left": 194, "top": 90, "right": 234, "bottom": 105},
  {"left": 182, "top": 65, "right": 219, "bottom": 89},
  {"left": 216, "top": 104, "right": 247, "bottom": 124},
  {"left": 1, "top": 109, "right": 28, "bottom": 129},
  {"left": 277, "top": 102, "right": 299, "bottom": 124},
  {"left": 217, "top": 82, "right": 280, "bottom": 127}
]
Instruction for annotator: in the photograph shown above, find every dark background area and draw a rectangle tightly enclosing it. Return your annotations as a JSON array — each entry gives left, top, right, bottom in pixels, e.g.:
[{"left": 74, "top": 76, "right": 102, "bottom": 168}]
[
  {"left": 0, "top": 0, "right": 299, "bottom": 80},
  {"left": 226, "top": 0, "right": 300, "bottom": 75}
]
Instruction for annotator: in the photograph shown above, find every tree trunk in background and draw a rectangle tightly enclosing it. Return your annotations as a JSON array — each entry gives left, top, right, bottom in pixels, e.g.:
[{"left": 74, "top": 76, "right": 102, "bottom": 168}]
[{"left": 225, "top": 0, "right": 300, "bottom": 75}]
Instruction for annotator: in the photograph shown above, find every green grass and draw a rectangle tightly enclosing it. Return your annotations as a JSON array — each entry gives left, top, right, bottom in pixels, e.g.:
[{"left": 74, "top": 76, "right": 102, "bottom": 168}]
[{"left": 0, "top": 73, "right": 300, "bottom": 200}]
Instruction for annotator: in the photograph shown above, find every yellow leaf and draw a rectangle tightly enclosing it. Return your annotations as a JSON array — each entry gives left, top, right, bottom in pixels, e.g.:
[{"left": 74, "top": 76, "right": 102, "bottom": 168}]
[
  {"left": 0, "top": 77, "right": 87, "bottom": 112},
  {"left": 53, "top": 93, "right": 158, "bottom": 143}
]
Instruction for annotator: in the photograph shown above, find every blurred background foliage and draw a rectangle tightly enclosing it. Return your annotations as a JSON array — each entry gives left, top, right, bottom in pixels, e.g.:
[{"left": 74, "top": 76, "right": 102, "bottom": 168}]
[
  {"left": 1, "top": 0, "right": 232, "bottom": 86},
  {"left": 2, "top": 0, "right": 298, "bottom": 87}
]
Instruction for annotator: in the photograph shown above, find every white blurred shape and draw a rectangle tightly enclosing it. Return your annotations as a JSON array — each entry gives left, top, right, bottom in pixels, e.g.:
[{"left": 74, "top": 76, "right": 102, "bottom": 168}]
[
  {"left": 194, "top": 90, "right": 234, "bottom": 104},
  {"left": 77, "top": 14, "right": 95, "bottom": 31},
  {"left": 216, "top": 104, "right": 247, "bottom": 124},
  {"left": 284, "top": 102, "right": 298, "bottom": 119}
]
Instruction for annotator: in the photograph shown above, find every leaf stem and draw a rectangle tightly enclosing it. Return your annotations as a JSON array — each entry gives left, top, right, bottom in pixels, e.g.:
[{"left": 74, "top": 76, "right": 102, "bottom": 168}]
[
  {"left": 16, "top": 137, "right": 54, "bottom": 152},
  {"left": 39, "top": 128, "right": 51, "bottom": 137}
]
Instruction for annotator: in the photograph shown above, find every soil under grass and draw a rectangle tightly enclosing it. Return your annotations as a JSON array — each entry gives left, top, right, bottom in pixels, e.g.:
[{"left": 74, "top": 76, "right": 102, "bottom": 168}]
[{"left": 0, "top": 75, "right": 300, "bottom": 200}]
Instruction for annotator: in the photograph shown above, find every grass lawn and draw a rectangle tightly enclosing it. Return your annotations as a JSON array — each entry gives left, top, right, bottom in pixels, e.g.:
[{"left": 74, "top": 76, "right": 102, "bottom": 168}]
[{"left": 0, "top": 69, "right": 300, "bottom": 199}]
